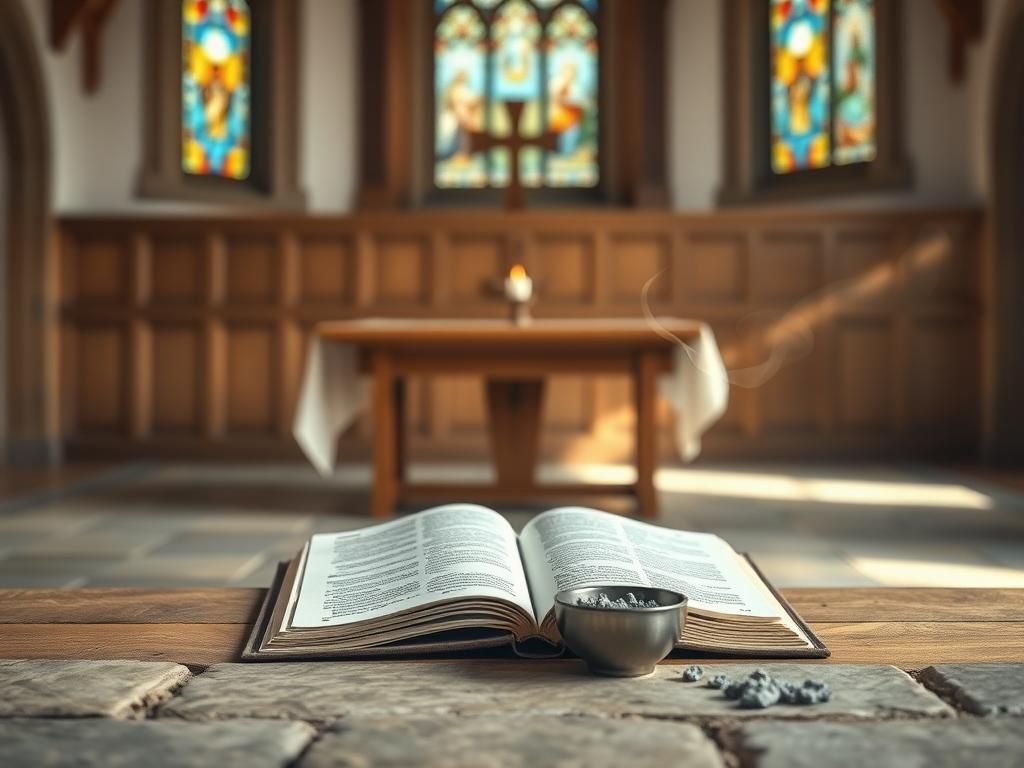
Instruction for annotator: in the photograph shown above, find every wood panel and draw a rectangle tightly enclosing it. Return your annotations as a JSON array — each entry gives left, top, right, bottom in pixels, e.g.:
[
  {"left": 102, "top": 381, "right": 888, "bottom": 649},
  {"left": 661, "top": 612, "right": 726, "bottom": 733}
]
[
  {"left": 298, "top": 238, "right": 355, "bottom": 305},
  {"left": 377, "top": 237, "right": 430, "bottom": 304},
  {"left": 74, "top": 326, "right": 125, "bottom": 433},
  {"left": 75, "top": 239, "right": 127, "bottom": 303},
  {"left": 152, "top": 238, "right": 204, "bottom": 305},
  {"left": 449, "top": 236, "right": 503, "bottom": 303},
  {"left": 534, "top": 236, "right": 594, "bottom": 304},
  {"left": 225, "top": 326, "right": 276, "bottom": 434},
  {"left": 57, "top": 210, "right": 984, "bottom": 462},
  {"left": 226, "top": 238, "right": 277, "bottom": 304},
  {"left": 151, "top": 326, "right": 202, "bottom": 433},
  {"left": 837, "top": 320, "right": 892, "bottom": 430}
]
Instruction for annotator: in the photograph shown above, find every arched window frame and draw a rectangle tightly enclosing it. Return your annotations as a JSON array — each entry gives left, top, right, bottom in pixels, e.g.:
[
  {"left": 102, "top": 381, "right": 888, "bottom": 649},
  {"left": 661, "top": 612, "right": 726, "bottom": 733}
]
[
  {"left": 719, "top": 0, "right": 911, "bottom": 205},
  {"left": 138, "top": 0, "right": 305, "bottom": 208},
  {"left": 358, "top": 0, "right": 671, "bottom": 209}
]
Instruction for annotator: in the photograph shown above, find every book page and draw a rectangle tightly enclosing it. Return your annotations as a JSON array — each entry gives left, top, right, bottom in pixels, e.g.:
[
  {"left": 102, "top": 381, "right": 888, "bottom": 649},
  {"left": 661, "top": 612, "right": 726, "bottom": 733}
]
[
  {"left": 289, "top": 504, "right": 535, "bottom": 628},
  {"left": 519, "top": 506, "right": 781, "bottom": 623}
]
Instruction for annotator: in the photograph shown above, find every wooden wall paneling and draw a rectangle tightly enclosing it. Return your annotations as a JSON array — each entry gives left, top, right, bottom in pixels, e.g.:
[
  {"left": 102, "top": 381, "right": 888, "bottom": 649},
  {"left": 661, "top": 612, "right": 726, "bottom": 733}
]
[
  {"left": 354, "top": 231, "right": 377, "bottom": 309},
  {"left": 836, "top": 319, "right": 893, "bottom": 431},
  {"left": 834, "top": 230, "right": 896, "bottom": 310},
  {"left": 226, "top": 236, "right": 278, "bottom": 305},
  {"left": 151, "top": 236, "right": 204, "bottom": 305},
  {"left": 376, "top": 236, "right": 431, "bottom": 306},
  {"left": 59, "top": 323, "right": 77, "bottom": 437},
  {"left": 751, "top": 231, "right": 824, "bottom": 303},
  {"left": 204, "top": 321, "right": 227, "bottom": 439},
  {"left": 681, "top": 232, "right": 748, "bottom": 304},
  {"left": 298, "top": 236, "right": 356, "bottom": 306},
  {"left": 815, "top": 228, "right": 840, "bottom": 436},
  {"left": 889, "top": 224, "right": 915, "bottom": 435},
  {"left": 75, "top": 324, "right": 126, "bottom": 434},
  {"left": 129, "top": 233, "right": 153, "bottom": 438},
  {"left": 225, "top": 324, "right": 277, "bottom": 435},
  {"left": 608, "top": 234, "right": 672, "bottom": 305},
  {"left": 204, "top": 233, "right": 227, "bottom": 439},
  {"left": 75, "top": 236, "right": 128, "bottom": 304},
  {"left": 534, "top": 234, "right": 596, "bottom": 306},
  {"left": 57, "top": 211, "right": 985, "bottom": 462},
  {"left": 910, "top": 318, "right": 979, "bottom": 451},
  {"left": 151, "top": 325, "right": 203, "bottom": 434},
  {"left": 448, "top": 234, "right": 504, "bottom": 304}
]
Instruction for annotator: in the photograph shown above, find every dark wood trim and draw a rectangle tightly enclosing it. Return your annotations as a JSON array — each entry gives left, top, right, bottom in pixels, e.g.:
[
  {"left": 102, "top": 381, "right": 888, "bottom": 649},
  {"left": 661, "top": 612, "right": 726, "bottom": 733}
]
[
  {"left": 718, "top": 0, "right": 912, "bottom": 206},
  {"left": 359, "top": 0, "right": 670, "bottom": 210},
  {"left": 986, "top": 0, "right": 1024, "bottom": 464},
  {"left": 934, "top": 0, "right": 985, "bottom": 82},
  {"left": 0, "top": 0, "right": 59, "bottom": 465},
  {"left": 137, "top": 0, "right": 306, "bottom": 209}
]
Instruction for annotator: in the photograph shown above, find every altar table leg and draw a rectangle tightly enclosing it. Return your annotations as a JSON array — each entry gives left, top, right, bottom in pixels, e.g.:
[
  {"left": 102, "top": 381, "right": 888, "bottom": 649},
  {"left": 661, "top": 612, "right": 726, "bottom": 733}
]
[
  {"left": 634, "top": 351, "right": 659, "bottom": 518},
  {"left": 371, "top": 352, "right": 397, "bottom": 518},
  {"left": 485, "top": 379, "right": 545, "bottom": 489}
]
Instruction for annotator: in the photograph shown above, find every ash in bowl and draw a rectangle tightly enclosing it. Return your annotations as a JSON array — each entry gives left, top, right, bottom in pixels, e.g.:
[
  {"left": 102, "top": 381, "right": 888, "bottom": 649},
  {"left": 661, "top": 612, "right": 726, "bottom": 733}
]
[{"left": 575, "top": 591, "right": 662, "bottom": 609}]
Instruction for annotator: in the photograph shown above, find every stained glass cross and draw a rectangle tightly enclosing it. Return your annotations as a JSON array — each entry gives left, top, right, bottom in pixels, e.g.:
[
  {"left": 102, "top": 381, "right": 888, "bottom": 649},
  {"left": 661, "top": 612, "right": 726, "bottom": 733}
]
[{"left": 468, "top": 100, "right": 559, "bottom": 209}]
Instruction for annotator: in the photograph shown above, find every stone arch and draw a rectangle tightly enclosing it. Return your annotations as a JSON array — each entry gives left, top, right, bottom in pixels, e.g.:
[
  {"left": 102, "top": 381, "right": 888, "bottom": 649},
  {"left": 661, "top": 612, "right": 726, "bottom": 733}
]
[
  {"left": 989, "top": 0, "right": 1024, "bottom": 464},
  {"left": 0, "top": 0, "right": 57, "bottom": 463}
]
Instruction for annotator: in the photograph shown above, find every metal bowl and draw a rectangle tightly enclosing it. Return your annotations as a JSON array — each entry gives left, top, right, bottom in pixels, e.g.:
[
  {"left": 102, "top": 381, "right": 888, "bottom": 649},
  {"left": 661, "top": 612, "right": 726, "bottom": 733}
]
[{"left": 553, "top": 586, "right": 688, "bottom": 677}]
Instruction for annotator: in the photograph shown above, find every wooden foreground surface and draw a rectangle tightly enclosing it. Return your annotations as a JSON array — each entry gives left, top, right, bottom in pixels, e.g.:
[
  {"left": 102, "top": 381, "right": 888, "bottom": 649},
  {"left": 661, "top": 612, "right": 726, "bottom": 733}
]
[{"left": 2, "top": 588, "right": 1023, "bottom": 670}]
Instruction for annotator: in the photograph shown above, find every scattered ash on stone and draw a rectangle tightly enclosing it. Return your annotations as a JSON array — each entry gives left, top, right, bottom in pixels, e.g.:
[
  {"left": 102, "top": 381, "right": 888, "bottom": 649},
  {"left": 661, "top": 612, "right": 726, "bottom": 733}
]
[
  {"left": 681, "top": 665, "right": 704, "bottom": 682},
  {"left": 706, "top": 669, "right": 832, "bottom": 709},
  {"left": 706, "top": 674, "right": 730, "bottom": 690},
  {"left": 575, "top": 592, "right": 661, "bottom": 609}
]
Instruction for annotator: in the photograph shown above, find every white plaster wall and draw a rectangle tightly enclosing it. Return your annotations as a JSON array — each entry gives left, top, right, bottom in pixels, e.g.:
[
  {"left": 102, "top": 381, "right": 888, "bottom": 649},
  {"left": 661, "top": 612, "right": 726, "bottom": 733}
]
[
  {"left": 23, "top": 0, "right": 997, "bottom": 213},
  {"left": 301, "top": 0, "right": 358, "bottom": 211}
]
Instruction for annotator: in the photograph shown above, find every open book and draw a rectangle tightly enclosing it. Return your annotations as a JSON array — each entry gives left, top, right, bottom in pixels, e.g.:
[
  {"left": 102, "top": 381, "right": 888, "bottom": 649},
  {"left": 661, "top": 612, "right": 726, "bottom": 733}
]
[{"left": 244, "top": 505, "right": 828, "bottom": 660}]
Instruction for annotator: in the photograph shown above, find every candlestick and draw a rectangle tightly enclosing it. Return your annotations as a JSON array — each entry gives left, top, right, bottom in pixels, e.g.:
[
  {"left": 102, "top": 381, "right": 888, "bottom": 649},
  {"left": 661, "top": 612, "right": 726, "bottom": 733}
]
[
  {"left": 504, "top": 264, "right": 534, "bottom": 326},
  {"left": 504, "top": 264, "right": 533, "bottom": 303}
]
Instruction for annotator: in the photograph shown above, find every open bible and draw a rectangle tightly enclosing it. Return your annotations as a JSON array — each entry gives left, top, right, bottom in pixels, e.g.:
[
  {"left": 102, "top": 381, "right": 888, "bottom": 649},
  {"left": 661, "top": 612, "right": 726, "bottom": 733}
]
[{"left": 244, "top": 505, "right": 828, "bottom": 660}]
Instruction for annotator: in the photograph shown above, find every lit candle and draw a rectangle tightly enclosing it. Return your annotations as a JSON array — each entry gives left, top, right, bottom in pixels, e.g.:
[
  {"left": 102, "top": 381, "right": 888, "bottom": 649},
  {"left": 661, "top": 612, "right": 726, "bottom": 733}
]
[{"left": 505, "top": 264, "right": 533, "bottom": 303}]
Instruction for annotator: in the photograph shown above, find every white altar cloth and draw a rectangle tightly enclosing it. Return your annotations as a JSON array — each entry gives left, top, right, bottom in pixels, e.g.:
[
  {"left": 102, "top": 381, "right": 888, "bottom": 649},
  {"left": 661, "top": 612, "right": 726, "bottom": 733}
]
[{"left": 293, "top": 320, "right": 729, "bottom": 476}]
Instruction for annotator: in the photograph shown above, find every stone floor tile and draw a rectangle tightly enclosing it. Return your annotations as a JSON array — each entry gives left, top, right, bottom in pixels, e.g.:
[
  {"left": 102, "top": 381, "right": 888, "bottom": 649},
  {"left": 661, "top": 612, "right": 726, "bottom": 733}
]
[
  {"left": 148, "top": 531, "right": 301, "bottom": 557},
  {"left": 185, "top": 513, "right": 315, "bottom": 534},
  {"left": 919, "top": 664, "right": 1024, "bottom": 715},
  {"left": 160, "top": 662, "right": 952, "bottom": 722},
  {"left": 0, "top": 718, "right": 315, "bottom": 768},
  {"left": 733, "top": 719, "right": 1024, "bottom": 768},
  {"left": 747, "top": 551, "right": 880, "bottom": 588},
  {"left": 228, "top": 557, "right": 285, "bottom": 587},
  {"left": 301, "top": 716, "right": 724, "bottom": 768},
  {"left": 11, "top": 530, "right": 170, "bottom": 558},
  {"left": 0, "top": 572, "right": 86, "bottom": 587},
  {"left": 0, "top": 659, "right": 191, "bottom": 718},
  {"left": 84, "top": 553, "right": 263, "bottom": 586},
  {"left": 0, "top": 508, "right": 106, "bottom": 536}
]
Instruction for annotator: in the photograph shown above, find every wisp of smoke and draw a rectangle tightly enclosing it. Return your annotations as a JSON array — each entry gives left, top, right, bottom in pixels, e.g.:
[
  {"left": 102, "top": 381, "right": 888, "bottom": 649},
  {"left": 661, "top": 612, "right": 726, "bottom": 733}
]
[
  {"left": 641, "top": 271, "right": 814, "bottom": 388},
  {"left": 638, "top": 227, "right": 954, "bottom": 390}
]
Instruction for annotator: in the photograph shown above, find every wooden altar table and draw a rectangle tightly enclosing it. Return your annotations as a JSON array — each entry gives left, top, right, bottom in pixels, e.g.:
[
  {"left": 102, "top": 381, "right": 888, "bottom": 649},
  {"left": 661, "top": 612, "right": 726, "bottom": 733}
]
[
  {"left": 315, "top": 319, "right": 705, "bottom": 519},
  {"left": 2, "top": 587, "right": 1022, "bottom": 669}
]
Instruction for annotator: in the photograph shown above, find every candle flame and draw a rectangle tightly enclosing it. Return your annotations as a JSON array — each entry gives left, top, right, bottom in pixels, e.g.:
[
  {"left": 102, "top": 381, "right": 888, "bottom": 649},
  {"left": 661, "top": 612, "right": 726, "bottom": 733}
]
[{"left": 509, "top": 264, "right": 527, "bottom": 280}]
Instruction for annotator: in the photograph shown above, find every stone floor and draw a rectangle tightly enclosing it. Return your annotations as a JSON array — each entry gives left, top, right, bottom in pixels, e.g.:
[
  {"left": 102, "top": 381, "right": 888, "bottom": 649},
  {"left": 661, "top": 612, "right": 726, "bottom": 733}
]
[
  {"left": 1, "top": 658, "right": 1022, "bottom": 766},
  {"left": 0, "top": 461, "right": 1022, "bottom": 589}
]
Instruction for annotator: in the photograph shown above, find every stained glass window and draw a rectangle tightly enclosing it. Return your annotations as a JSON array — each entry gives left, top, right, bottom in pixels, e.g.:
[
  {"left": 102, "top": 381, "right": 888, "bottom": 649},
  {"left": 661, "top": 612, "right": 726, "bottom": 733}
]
[
  {"left": 182, "top": 0, "right": 251, "bottom": 180},
  {"left": 433, "top": 0, "right": 600, "bottom": 190},
  {"left": 770, "top": 0, "right": 875, "bottom": 175}
]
